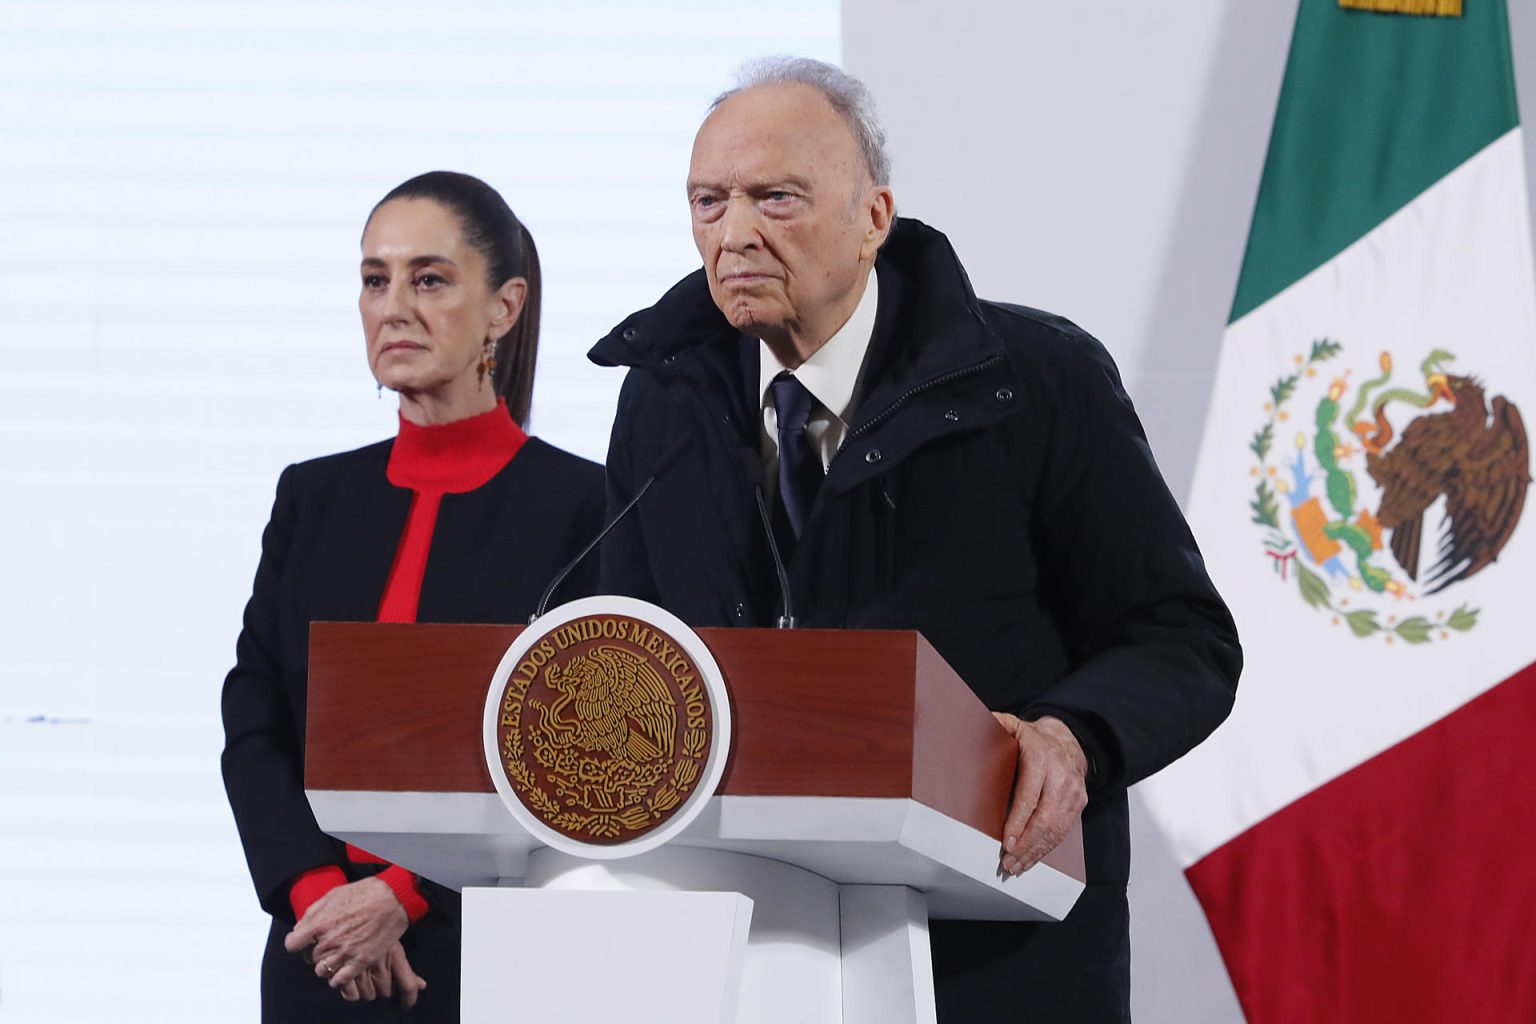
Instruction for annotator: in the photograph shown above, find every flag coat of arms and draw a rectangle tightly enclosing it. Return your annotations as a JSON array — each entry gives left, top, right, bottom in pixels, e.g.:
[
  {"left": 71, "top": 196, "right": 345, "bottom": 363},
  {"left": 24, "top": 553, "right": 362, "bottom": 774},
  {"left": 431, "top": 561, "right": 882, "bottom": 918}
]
[{"left": 1140, "top": 0, "right": 1536, "bottom": 1020}]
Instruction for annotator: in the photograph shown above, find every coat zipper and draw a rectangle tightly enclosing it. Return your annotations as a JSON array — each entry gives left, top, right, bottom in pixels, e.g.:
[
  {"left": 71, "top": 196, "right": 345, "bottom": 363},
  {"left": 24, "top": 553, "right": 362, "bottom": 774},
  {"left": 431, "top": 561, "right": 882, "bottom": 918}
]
[{"left": 833, "top": 354, "right": 1005, "bottom": 466}]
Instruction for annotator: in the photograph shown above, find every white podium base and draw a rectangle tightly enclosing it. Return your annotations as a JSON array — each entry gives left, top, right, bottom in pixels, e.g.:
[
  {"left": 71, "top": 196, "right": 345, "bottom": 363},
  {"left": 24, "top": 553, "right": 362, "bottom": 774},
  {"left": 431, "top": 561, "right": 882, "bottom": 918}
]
[
  {"left": 461, "top": 887, "right": 752, "bottom": 1024},
  {"left": 462, "top": 846, "right": 937, "bottom": 1024}
]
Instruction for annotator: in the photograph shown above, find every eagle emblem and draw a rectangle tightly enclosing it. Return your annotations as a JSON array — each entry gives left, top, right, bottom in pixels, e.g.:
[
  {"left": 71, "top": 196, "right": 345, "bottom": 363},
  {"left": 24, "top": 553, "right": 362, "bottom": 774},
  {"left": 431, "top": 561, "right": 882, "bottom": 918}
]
[
  {"left": 1248, "top": 339, "right": 1530, "bottom": 643},
  {"left": 535, "top": 646, "right": 678, "bottom": 805},
  {"left": 493, "top": 614, "right": 713, "bottom": 844}
]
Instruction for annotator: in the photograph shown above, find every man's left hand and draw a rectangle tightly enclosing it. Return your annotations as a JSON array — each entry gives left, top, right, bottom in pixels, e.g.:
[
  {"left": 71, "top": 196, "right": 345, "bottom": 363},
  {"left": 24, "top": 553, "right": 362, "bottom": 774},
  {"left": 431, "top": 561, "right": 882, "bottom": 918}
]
[{"left": 992, "top": 713, "right": 1089, "bottom": 877}]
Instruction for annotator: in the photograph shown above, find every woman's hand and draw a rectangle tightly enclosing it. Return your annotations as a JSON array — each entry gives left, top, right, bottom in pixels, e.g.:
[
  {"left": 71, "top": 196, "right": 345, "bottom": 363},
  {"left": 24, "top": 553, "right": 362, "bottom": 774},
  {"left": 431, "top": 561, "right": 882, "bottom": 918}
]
[
  {"left": 336, "top": 942, "right": 428, "bottom": 1006},
  {"left": 283, "top": 876, "right": 409, "bottom": 992}
]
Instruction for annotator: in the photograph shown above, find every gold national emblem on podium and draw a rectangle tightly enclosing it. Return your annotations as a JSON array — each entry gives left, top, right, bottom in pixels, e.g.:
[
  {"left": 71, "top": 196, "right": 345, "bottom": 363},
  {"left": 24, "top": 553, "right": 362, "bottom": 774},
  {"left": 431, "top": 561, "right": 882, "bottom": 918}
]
[{"left": 492, "top": 613, "right": 715, "bottom": 845}]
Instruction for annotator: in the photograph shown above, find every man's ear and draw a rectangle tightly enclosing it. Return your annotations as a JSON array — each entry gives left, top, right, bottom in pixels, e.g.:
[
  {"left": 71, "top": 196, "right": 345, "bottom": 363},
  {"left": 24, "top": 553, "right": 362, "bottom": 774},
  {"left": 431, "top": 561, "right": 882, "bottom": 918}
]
[{"left": 860, "top": 186, "right": 896, "bottom": 260}]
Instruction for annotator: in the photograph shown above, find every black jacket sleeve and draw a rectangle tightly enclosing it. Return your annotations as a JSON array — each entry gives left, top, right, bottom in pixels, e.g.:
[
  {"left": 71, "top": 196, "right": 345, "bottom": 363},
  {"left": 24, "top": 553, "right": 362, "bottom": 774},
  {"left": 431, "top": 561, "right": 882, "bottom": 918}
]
[
  {"left": 1020, "top": 331, "right": 1242, "bottom": 792},
  {"left": 599, "top": 372, "right": 663, "bottom": 602},
  {"left": 220, "top": 467, "right": 341, "bottom": 919}
]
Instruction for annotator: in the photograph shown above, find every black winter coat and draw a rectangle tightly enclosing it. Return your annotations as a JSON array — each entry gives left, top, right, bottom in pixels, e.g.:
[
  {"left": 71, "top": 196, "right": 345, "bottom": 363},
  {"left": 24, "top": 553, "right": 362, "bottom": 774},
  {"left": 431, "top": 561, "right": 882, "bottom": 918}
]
[
  {"left": 590, "top": 219, "right": 1241, "bottom": 1022},
  {"left": 221, "top": 432, "right": 604, "bottom": 1021}
]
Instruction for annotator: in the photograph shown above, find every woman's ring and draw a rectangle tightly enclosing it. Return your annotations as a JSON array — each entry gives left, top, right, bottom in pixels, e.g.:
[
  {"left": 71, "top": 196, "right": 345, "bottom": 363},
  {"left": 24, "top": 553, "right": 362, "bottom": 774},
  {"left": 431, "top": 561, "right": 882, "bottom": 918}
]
[{"left": 323, "top": 961, "right": 336, "bottom": 976}]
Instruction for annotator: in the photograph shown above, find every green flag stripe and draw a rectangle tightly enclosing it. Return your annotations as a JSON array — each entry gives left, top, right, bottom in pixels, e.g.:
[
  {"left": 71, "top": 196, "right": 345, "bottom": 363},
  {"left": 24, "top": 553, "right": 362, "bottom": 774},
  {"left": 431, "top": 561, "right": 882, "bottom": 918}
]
[{"left": 1229, "top": 0, "right": 1519, "bottom": 324}]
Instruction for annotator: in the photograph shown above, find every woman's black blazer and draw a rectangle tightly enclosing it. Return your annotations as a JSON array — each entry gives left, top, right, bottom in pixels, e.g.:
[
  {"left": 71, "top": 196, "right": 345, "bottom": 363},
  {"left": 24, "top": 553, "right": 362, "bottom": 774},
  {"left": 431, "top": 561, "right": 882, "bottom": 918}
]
[{"left": 221, "top": 435, "right": 605, "bottom": 918}]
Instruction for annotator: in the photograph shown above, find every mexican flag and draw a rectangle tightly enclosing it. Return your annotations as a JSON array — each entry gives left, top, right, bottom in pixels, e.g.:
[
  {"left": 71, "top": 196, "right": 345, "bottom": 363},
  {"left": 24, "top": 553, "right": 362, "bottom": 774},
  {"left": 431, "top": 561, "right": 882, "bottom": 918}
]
[{"left": 1139, "top": 1, "right": 1536, "bottom": 1020}]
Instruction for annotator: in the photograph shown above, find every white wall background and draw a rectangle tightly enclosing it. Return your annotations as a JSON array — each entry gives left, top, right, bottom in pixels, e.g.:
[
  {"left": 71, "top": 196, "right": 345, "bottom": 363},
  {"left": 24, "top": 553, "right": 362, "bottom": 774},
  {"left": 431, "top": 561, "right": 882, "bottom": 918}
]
[
  {"left": 843, "top": 2, "right": 1536, "bottom": 1021},
  {"left": 0, "top": 3, "right": 837, "bottom": 1020}
]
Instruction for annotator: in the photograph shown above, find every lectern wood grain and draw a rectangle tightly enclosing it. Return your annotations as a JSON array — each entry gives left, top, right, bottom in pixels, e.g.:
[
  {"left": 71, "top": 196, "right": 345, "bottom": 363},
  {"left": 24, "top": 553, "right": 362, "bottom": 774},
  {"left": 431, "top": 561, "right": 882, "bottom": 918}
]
[
  {"left": 306, "top": 622, "right": 518, "bottom": 794},
  {"left": 307, "top": 623, "right": 1022, "bottom": 844}
]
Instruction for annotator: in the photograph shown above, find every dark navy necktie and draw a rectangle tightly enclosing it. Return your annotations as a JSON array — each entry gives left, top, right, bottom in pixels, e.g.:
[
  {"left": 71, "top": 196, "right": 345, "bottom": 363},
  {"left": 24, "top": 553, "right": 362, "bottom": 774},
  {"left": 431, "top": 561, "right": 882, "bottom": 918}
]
[{"left": 770, "top": 372, "right": 823, "bottom": 554}]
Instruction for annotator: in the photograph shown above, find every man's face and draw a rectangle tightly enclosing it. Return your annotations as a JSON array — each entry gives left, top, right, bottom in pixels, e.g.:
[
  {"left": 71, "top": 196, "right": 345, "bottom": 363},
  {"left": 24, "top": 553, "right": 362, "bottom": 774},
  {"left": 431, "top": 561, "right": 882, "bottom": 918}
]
[{"left": 687, "top": 82, "right": 890, "bottom": 357}]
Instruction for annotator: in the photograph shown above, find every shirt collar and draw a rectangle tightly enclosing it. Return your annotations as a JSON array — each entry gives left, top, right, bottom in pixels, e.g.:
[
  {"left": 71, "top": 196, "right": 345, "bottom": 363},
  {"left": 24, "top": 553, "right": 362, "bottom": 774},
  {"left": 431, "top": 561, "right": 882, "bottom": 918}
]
[{"left": 758, "top": 267, "right": 880, "bottom": 423}]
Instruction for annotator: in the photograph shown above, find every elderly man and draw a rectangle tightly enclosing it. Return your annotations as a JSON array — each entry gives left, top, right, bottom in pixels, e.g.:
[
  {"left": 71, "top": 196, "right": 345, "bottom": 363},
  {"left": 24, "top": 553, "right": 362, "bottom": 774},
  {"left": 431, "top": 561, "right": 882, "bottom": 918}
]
[{"left": 591, "top": 57, "right": 1240, "bottom": 1022}]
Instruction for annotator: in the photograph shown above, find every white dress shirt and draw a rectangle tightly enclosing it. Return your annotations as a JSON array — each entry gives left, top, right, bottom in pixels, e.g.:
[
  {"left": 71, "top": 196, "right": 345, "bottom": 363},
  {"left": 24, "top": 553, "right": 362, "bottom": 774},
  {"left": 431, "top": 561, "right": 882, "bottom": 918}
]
[{"left": 758, "top": 269, "right": 880, "bottom": 496}]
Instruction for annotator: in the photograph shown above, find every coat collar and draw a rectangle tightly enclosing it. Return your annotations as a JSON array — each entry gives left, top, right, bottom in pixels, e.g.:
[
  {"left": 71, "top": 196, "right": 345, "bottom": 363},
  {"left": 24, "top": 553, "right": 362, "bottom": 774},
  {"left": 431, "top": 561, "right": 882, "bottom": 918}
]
[
  {"left": 590, "top": 218, "right": 1023, "bottom": 495},
  {"left": 590, "top": 218, "right": 999, "bottom": 380}
]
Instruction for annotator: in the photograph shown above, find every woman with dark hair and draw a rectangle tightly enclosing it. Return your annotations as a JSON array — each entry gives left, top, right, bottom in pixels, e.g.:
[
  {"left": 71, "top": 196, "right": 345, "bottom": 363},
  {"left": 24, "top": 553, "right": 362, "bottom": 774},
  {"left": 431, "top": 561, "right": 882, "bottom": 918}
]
[{"left": 221, "top": 171, "right": 604, "bottom": 1021}]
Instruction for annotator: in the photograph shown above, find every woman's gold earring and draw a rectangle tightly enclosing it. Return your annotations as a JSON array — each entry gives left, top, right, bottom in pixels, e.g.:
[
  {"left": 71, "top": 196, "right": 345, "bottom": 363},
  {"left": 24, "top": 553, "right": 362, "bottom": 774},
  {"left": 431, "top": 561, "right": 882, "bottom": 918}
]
[{"left": 479, "top": 341, "right": 496, "bottom": 388}]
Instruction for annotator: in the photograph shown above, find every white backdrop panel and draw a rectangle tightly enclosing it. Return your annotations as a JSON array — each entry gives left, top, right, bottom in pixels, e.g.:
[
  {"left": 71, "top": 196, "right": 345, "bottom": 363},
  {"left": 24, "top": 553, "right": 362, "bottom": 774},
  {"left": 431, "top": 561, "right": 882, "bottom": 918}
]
[{"left": 0, "top": 3, "right": 837, "bottom": 1020}]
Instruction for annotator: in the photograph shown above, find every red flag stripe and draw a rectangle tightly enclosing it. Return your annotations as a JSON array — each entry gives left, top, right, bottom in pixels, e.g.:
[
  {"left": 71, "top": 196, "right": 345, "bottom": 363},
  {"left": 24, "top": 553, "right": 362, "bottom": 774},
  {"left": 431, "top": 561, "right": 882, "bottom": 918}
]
[{"left": 1186, "top": 661, "right": 1536, "bottom": 1023}]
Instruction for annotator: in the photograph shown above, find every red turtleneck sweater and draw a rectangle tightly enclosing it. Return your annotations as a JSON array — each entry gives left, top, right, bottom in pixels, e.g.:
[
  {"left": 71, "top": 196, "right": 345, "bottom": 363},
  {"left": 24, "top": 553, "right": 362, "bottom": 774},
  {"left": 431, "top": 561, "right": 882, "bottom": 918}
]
[{"left": 289, "top": 400, "right": 528, "bottom": 923}]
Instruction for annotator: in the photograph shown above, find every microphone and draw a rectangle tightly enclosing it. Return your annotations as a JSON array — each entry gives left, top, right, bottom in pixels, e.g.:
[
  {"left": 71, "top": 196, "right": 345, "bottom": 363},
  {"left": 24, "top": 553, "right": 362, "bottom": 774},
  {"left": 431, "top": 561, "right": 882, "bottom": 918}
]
[
  {"left": 531, "top": 434, "right": 691, "bottom": 621},
  {"left": 754, "top": 485, "right": 797, "bottom": 629}
]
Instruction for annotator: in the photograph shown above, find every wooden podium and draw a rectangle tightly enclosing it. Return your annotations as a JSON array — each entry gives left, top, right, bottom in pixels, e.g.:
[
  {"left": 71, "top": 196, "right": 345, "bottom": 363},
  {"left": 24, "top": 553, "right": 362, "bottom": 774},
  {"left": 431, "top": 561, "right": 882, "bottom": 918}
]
[{"left": 306, "top": 621, "right": 1085, "bottom": 1023}]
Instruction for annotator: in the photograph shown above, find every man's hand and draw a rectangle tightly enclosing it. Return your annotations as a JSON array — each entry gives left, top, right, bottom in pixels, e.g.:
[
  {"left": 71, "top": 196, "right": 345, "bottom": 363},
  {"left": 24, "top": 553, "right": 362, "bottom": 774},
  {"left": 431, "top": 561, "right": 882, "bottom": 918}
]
[
  {"left": 283, "top": 876, "right": 410, "bottom": 993},
  {"left": 993, "top": 713, "right": 1089, "bottom": 877}
]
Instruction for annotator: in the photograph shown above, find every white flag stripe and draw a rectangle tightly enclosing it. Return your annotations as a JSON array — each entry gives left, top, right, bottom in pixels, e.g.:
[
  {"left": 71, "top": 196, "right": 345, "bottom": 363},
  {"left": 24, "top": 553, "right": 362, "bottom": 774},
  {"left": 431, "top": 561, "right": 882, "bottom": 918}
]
[{"left": 1142, "top": 128, "right": 1536, "bottom": 868}]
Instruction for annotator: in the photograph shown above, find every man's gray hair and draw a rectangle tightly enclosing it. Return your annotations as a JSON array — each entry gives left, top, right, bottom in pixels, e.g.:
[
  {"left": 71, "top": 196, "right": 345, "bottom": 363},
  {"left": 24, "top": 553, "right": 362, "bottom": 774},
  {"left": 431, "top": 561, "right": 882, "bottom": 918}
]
[{"left": 712, "top": 56, "right": 892, "bottom": 187}]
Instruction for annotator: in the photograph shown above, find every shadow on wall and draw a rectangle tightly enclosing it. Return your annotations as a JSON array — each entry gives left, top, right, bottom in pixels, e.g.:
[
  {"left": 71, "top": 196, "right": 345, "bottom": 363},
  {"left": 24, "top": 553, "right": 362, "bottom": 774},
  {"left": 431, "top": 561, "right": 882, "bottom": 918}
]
[
  {"left": 1127, "top": 790, "right": 1245, "bottom": 1024},
  {"left": 1512, "top": 0, "right": 1536, "bottom": 252},
  {"left": 1126, "top": 3, "right": 1296, "bottom": 1024},
  {"left": 1130, "top": 0, "right": 1297, "bottom": 509}
]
